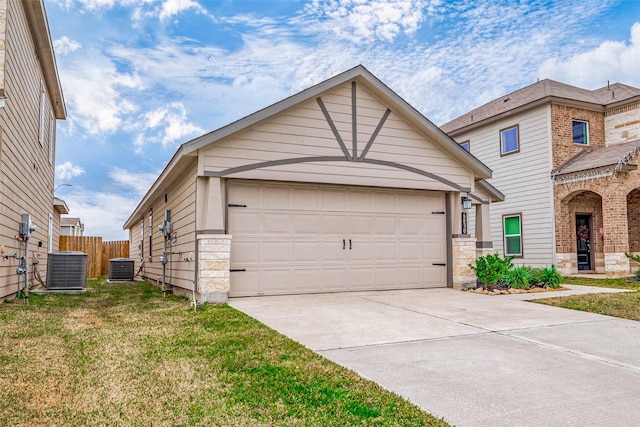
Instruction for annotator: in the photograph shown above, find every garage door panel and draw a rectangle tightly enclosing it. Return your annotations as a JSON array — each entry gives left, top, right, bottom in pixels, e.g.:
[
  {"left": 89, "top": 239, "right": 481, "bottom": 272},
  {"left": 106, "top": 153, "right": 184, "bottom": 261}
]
[
  {"left": 292, "top": 214, "right": 321, "bottom": 235},
  {"left": 350, "top": 268, "right": 374, "bottom": 289},
  {"left": 374, "top": 217, "right": 396, "bottom": 235},
  {"left": 260, "top": 270, "right": 291, "bottom": 294},
  {"left": 292, "top": 186, "right": 320, "bottom": 210},
  {"left": 424, "top": 266, "right": 446, "bottom": 287},
  {"left": 322, "top": 214, "right": 348, "bottom": 235},
  {"left": 348, "top": 215, "right": 375, "bottom": 235},
  {"left": 375, "top": 242, "right": 397, "bottom": 262},
  {"left": 228, "top": 211, "right": 260, "bottom": 233},
  {"left": 400, "top": 242, "right": 422, "bottom": 261},
  {"left": 261, "top": 241, "right": 291, "bottom": 263},
  {"left": 262, "top": 185, "right": 291, "bottom": 209},
  {"left": 322, "top": 269, "right": 349, "bottom": 291},
  {"left": 230, "top": 240, "right": 260, "bottom": 264},
  {"left": 292, "top": 270, "right": 322, "bottom": 292},
  {"left": 292, "top": 242, "right": 322, "bottom": 262},
  {"left": 322, "top": 188, "right": 347, "bottom": 211},
  {"left": 375, "top": 268, "right": 397, "bottom": 287},
  {"left": 349, "top": 190, "right": 374, "bottom": 211},
  {"left": 261, "top": 213, "right": 291, "bottom": 234},
  {"left": 398, "top": 217, "right": 423, "bottom": 235},
  {"left": 227, "top": 180, "right": 446, "bottom": 296},
  {"left": 230, "top": 270, "right": 261, "bottom": 296},
  {"left": 401, "top": 267, "right": 422, "bottom": 287}
]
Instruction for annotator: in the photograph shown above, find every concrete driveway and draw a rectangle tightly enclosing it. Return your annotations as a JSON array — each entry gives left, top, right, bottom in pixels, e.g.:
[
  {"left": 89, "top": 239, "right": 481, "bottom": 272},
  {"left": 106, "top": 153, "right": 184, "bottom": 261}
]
[{"left": 230, "top": 285, "right": 640, "bottom": 426}]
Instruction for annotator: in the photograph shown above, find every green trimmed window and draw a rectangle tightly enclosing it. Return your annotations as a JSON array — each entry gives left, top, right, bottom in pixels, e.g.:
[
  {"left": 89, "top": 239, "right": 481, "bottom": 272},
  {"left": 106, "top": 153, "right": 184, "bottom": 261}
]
[{"left": 503, "top": 214, "right": 522, "bottom": 256}]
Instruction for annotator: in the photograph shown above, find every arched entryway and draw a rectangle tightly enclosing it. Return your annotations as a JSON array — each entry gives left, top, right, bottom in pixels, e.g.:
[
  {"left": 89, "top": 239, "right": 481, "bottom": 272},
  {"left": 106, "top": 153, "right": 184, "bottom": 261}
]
[
  {"left": 627, "top": 188, "right": 640, "bottom": 273},
  {"left": 557, "top": 190, "right": 604, "bottom": 274}
]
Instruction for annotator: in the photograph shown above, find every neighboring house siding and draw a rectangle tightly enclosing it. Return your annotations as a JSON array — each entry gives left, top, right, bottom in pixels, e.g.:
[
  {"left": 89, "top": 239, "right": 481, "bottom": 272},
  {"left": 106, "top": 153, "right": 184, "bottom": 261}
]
[
  {"left": 605, "top": 102, "right": 640, "bottom": 146},
  {"left": 551, "top": 105, "right": 605, "bottom": 169},
  {"left": 129, "top": 162, "right": 197, "bottom": 291},
  {"left": 201, "top": 82, "right": 473, "bottom": 192},
  {"left": 0, "top": 1, "right": 57, "bottom": 298},
  {"left": 454, "top": 105, "right": 554, "bottom": 267}
]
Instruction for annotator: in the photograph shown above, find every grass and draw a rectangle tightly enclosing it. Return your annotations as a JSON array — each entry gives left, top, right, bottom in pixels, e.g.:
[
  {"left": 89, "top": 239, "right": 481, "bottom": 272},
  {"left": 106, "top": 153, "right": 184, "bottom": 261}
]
[
  {"left": 532, "top": 276, "right": 640, "bottom": 321},
  {"left": 0, "top": 278, "right": 448, "bottom": 427}
]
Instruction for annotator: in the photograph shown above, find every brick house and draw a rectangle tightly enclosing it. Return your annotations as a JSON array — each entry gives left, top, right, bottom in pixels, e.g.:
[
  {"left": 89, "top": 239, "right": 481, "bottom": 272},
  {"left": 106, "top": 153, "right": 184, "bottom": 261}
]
[{"left": 441, "top": 79, "right": 640, "bottom": 277}]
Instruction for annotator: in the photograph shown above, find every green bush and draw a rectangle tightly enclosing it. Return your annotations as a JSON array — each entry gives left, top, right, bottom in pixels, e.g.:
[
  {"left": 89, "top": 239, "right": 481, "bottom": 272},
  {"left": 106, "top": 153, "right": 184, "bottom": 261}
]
[
  {"left": 540, "top": 266, "right": 562, "bottom": 288},
  {"left": 469, "top": 253, "right": 514, "bottom": 287},
  {"left": 624, "top": 252, "right": 640, "bottom": 279},
  {"left": 523, "top": 266, "right": 543, "bottom": 286},
  {"left": 502, "top": 266, "right": 531, "bottom": 289}
]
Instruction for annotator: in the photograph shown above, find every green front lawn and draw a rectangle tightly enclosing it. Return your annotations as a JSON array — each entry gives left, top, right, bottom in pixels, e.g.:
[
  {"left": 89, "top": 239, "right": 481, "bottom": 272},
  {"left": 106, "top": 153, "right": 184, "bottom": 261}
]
[
  {"left": 0, "top": 279, "right": 448, "bottom": 426},
  {"left": 533, "top": 276, "right": 640, "bottom": 321}
]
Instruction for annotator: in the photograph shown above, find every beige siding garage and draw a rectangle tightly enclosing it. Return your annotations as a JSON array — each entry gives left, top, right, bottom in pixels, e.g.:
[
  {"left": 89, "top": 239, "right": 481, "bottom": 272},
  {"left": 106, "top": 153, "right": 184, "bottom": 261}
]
[
  {"left": 124, "top": 66, "right": 500, "bottom": 303},
  {"left": 227, "top": 180, "right": 446, "bottom": 296}
]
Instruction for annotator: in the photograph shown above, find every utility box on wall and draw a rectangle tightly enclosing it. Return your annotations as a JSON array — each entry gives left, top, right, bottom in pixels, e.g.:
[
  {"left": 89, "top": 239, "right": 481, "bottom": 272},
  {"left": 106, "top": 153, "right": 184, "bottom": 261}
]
[
  {"left": 46, "top": 251, "right": 88, "bottom": 290},
  {"left": 108, "top": 258, "right": 135, "bottom": 281}
]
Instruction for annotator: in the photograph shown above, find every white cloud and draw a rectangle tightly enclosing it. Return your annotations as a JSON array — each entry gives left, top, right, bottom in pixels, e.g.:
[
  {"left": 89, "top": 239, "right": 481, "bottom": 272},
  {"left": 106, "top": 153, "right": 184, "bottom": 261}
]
[
  {"left": 134, "top": 102, "right": 203, "bottom": 152},
  {"left": 53, "top": 36, "right": 82, "bottom": 55},
  {"left": 303, "top": 0, "right": 435, "bottom": 42},
  {"left": 56, "top": 161, "right": 85, "bottom": 180},
  {"left": 539, "top": 21, "right": 640, "bottom": 89},
  {"left": 61, "top": 189, "right": 137, "bottom": 240},
  {"left": 109, "top": 167, "right": 159, "bottom": 196},
  {"left": 61, "top": 61, "right": 142, "bottom": 135},
  {"left": 158, "top": 0, "right": 209, "bottom": 21}
]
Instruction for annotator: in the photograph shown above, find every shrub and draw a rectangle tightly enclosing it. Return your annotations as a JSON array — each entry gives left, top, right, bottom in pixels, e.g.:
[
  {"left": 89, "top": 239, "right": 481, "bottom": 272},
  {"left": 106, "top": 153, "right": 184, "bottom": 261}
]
[
  {"left": 469, "top": 253, "right": 514, "bottom": 287},
  {"left": 523, "top": 266, "right": 543, "bottom": 286},
  {"left": 502, "top": 266, "right": 532, "bottom": 289},
  {"left": 539, "top": 266, "right": 562, "bottom": 288},
  {"left": 624, "top": 252, "right": 640, "bottom": 279}
]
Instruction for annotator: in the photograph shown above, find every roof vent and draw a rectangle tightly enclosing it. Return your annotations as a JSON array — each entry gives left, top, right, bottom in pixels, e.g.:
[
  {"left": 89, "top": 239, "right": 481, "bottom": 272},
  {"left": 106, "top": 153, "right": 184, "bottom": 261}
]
[{"left": 504, "top": 98, "right": 510, "bottom": 103}]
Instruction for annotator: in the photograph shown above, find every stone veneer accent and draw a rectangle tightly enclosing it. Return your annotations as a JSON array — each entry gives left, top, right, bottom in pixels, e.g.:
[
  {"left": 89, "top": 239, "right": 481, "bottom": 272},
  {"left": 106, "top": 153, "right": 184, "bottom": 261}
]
[
  {"left": 452, "top": 236, "right": 477, "bottom": 290},
  {"left": 604, "top": 252, "right": 630, "bottom": 277},
  {"left": 196, "top": 234, "right": 231, "bottom": 303},
  {"left": 555, "top": 253, "right": 573, "bottom": 276}
]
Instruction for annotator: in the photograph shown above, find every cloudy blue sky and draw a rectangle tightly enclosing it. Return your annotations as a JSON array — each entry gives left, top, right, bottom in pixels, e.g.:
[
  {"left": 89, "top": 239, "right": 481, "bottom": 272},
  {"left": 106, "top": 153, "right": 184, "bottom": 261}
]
[{"left": 46, "top": 0, "right": 640, "bottom": 240}]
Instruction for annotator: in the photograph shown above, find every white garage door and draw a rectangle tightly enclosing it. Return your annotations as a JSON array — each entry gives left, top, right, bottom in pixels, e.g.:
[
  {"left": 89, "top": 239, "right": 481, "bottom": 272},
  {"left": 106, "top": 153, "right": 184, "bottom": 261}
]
[{"left": 227, "top": 180, "right": 447, "bottom": 297}]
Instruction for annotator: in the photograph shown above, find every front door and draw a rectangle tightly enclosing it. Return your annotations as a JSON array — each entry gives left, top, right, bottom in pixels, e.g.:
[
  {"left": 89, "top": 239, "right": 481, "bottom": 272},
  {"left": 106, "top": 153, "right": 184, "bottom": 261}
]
[{"left": 576, "top": 214, "right": 592, "bottom": 271}]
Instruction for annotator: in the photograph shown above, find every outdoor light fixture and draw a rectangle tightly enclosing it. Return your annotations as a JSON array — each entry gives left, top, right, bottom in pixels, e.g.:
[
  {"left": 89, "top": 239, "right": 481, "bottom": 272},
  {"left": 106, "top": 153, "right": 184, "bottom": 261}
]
[{"left": 461, "top": 196, "right": 472, "bottom": 210}]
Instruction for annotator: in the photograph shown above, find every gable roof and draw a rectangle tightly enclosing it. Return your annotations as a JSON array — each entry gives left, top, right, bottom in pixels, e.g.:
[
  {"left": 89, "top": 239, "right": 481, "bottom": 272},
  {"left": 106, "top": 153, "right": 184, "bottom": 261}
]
[
  {"left": 552, "top": 139, "right": 640, "bottom": 182},
  {"left": 124, "top": 65, "right": 495, "bottom": 229},
  {"left": 442, "top": 79, "right": 640, "bottom": 136}
]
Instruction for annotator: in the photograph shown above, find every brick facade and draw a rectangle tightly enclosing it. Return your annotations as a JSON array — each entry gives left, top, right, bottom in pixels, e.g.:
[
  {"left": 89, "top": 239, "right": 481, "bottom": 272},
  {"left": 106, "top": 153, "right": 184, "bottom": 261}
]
[
  {"left": 554, "top": 169, "right": 640, "bottom": 276},
  {"left": 551, "top": 105, "right": 605, "bottom": 169}
]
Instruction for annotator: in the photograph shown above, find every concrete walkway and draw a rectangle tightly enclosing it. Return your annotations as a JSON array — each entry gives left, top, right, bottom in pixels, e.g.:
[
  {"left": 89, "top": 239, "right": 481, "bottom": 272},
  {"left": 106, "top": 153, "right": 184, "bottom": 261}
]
[{"left": 230, "top": 285, "right": 640, "bottom": 427}]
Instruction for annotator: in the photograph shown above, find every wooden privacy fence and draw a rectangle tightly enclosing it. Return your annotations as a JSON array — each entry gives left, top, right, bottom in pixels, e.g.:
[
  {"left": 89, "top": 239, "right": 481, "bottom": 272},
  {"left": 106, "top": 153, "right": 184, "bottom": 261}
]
[{"left": 59, "top": 236, "right": 130, "bottom": 278}]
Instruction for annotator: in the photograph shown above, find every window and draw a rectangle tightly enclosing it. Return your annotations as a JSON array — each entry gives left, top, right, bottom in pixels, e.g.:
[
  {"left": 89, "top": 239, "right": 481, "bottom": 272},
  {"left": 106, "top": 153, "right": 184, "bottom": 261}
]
[
  {"left": 48, "top": 214, "right": 53, "bottom": 253},
  {"left": 459, "top": 141, "right": 470, "bottom": 152},
  {"left": 140, "top": 220, "right": 144, "bottom": 258},
  {"left": 500, "top": 125, "right": 519, "bottom": 155},
  {"left": 503, "top": 214, "right": 522, "bottom": 257},
  {"left": 49, "top": 112, "right": 55, "bottom": 164},
  {"left": 39, "top": 85, "right": 46, "bottom": 146},
  {"left": 148, "top": 209, "right": 153, "bottom": 257},
  {"left": 572, "top": 120, "right": 589, "bottom": 145}
]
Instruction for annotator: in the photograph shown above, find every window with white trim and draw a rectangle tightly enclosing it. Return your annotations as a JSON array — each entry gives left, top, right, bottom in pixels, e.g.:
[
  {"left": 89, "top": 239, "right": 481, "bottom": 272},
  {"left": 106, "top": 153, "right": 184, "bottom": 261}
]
[
  {"left": 500, "top": 125, "right": 519, "bottom": 156},
  {"left": 48, "top": 214, "right": 53, "bottom": 253},
  {"left": 39, "top": 85, "right": 46, "bottom": 146},
  {"left": 503, "top": 214, "right": 522, "bottom": 257},
  {"left": 49, "top": 112, "right": 55, "bottom": 164},
  {"left": 572, "top": 120, "right": 589, "bottom": 145}
]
